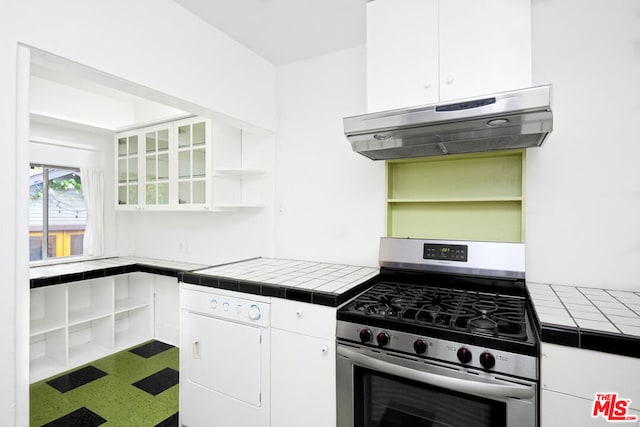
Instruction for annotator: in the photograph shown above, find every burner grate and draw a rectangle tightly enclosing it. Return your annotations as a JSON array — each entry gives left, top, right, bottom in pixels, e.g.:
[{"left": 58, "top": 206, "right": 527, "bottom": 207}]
[{"left": 343, "top": 281, "right": 528, "bottom": 341}]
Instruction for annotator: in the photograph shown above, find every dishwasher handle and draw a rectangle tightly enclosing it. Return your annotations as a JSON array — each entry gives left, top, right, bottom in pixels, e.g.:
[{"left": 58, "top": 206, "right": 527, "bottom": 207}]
[{"left": 337, "top": 346, "right": 534, "bottom": 399}]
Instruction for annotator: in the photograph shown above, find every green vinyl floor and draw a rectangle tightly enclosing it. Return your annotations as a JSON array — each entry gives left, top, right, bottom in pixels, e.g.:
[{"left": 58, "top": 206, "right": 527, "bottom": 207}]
[{"left": 30, "top": 340, "right": 179, "bottom": 426}]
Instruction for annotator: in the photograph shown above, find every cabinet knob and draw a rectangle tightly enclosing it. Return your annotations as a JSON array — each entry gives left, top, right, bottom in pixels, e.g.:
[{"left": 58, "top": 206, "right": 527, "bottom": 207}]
[
  {"left": 446, "top": 76, "right": 454, "bottom": 85},
  {"left": 321, "top": 345, "right": 329, "bottom": 354},
  {"left": 296, "top": 309, "right": 303, "bottom": 317},
  {"left": 423, "top": 81, "right": 432, "bottom": 89}
]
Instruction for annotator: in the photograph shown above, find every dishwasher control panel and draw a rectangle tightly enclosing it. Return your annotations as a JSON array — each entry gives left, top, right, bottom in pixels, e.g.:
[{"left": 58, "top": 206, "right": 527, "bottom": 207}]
[{"left": 181, "top": 286, "right": 270, "bottom": 327}]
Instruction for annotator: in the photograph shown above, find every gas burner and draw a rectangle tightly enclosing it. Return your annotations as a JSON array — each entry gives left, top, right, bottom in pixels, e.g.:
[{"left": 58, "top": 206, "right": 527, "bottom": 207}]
[
  {"left": 471, "top": 300, "right": 499, "bottom": 315},
  {"left": 341, "top": 280, "right": 529, "bottom": 342},
  {"left": 468, "top": 315, "right": 498, "bottom": 334}
]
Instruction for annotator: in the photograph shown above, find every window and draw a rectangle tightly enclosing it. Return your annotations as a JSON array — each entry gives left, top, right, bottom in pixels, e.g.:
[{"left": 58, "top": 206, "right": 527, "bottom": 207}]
[{"left": 29, "top": 165, "right": 86, "bottom": 261}]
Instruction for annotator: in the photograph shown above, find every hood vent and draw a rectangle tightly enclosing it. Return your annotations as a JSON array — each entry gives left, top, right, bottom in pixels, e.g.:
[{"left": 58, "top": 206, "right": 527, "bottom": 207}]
[{"left": 343, "top": 85, "right": 553, "bottom": 160}]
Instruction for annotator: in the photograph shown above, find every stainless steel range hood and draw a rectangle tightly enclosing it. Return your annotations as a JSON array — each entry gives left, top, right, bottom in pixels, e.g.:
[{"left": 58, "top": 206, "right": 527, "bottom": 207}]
[{"left": 343, "top": 85, "right": 552, "bottom": 160}]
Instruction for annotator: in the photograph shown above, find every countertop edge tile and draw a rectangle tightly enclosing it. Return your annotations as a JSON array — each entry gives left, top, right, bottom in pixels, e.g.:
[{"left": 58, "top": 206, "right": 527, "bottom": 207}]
[
  {"left": 30, "top": 256, "right": 378, "bottom": 307},
  {"left": 539, "top": 323, "right": 580, "bottom": 348},
  {"left": 530, "top": 283, "right": 640, "bottom": 358}
]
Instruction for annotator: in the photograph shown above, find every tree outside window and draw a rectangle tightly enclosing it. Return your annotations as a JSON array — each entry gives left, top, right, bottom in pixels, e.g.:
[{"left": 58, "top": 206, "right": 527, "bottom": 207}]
[{"left": 29, "top": 165, "right": 86, "bottom": 261}]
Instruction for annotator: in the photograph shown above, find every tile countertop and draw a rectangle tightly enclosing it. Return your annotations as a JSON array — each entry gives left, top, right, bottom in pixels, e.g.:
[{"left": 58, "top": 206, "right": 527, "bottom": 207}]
[
  {"left": 29, "top": 256, "right": 210, "bottom": 288},
  {"left": 528, "top": 282, "right": 640, "bottom": 358},
  {"left": 29, "top": 256, "right": 380, "bottom": 308},
  {"left": 181, "top": 258, "right": 380, "bottom": 307}
]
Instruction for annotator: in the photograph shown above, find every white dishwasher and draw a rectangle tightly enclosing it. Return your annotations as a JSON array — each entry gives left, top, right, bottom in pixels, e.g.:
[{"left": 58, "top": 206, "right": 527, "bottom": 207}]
[{"left": 180, "top": 283, "right": 270, "bottom": 427}]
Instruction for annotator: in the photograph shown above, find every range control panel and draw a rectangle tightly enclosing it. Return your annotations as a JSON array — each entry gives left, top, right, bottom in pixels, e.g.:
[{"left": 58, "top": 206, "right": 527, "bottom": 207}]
[{"left": 423, "top": 243, "right": 468, "bottom": 262}]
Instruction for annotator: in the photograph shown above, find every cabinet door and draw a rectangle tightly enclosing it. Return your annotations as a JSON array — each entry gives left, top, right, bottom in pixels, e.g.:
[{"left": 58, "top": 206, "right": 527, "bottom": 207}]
[
  {"left": 542, "top": 389, "right": 640, "bottom": 427},
  {"left": 439, "top": 0, "right": 531, "bottom": 101},
  {"left": 270, "top": 298, "right": 336, "bottom": 339},
  {"left": 541, "top": 343, "right": 640, "bottom": 405},
  {"left": 116, "top": 131, "right": 142, "bottom": 209},
  {"left": 153, "top": 275, "right": 180, "bottom": 346},
  {"left": 175, "top": 118, "right": 211, "bottom": 209},
  {"left": 271, "top": 329, "right": 336, "bottom": 427},
  {"left": 366, "top": 0, "right": 531, "bottom": 110},
  {"left": 144, "top": 125, "right": 171, "bottom": 208},
  {"left": 366, "top": 0, "right": 439, "bottom": 112}
]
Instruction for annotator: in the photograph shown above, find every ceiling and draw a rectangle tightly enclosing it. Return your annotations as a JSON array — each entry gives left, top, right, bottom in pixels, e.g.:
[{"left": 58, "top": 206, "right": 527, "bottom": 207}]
[{"left": 174, "top": 0, "right": 368, "bottom": 65}]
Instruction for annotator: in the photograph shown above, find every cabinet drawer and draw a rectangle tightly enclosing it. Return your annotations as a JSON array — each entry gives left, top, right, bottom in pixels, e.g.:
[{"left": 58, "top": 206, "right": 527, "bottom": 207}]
[
  {"left": 271, "top": 298, "right": 336, "bottom": 339},
  {"left": 541, "top": 343, "right": 640, "bottom": 407}
]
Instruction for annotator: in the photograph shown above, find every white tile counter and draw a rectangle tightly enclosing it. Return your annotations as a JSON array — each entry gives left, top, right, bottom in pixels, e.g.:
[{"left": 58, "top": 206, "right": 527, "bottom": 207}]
[
  {"left": 30, "top": 256, "right": 380, "bottom": 307},
  {"left": 30, "top": 256, "right": 209, "bottom": 287},
  {"left": 183, "top": 258, "right": 380, "bottom": 307},
  {"left": 528, "top": 283, "right": 640, "bottom": 358}
]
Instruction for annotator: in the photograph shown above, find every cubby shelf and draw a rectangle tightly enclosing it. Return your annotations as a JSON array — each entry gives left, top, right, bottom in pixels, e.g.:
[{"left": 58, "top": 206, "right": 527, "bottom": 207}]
[{"left": 29, "top": 273, "right": 154, "bottom": 383}]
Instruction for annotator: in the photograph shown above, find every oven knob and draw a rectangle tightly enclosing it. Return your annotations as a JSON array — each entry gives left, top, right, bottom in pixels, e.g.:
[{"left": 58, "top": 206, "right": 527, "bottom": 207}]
[
  {"left": 376, "top": 331, "right": 390, "bottom": 347},
  {"left": 413, "top": 339, "right": 427, "bottom": 354},
  {"left": 359, "top": 329, "right": 372, "bottom": 343},
  {"left": 480, "top": 351, "right": 496, "bottom": 370},
  {"left": 457, "top": 347, "right": 472, "bottom": 364}
]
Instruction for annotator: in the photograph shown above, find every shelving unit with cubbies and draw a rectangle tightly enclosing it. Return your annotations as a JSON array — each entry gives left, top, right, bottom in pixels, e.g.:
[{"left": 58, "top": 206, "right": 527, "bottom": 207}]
[{"left": 29, "top": 273, "right": 155, "bottom": 383}]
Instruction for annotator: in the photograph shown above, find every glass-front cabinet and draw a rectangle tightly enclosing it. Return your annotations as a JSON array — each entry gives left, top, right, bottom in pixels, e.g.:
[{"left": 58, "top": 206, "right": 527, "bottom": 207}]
[
  {"left": 176, "top": 118, "right": 209, "bottom": 208},
  {"left": 117, "top": 132, "right": 141, "bottom": 209},
  {"left": 114, "top": 117, "right": 211, "bottom": 210},
  {"left": 144, "top": 125, "right": 171, "bottom": 208}
]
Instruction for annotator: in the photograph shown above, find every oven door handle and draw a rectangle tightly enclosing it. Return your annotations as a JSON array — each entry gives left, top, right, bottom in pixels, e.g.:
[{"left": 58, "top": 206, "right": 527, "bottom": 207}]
[{"left": 337, "top": 346, "right": 534, "bottom": 399}]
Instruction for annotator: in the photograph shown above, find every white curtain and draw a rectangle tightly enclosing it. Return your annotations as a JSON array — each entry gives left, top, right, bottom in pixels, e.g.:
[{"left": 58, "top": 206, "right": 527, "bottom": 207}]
[{"left": 81, "top": 167, "right": 104, "bottom": 257}]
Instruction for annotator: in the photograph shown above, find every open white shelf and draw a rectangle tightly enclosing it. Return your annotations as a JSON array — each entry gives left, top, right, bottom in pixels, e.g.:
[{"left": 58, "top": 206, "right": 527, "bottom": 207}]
[
  {"left": 115, "top": 306, "right": 152, "bottom": 351},
  {"left": 29, "top": 272, "right": 155, "bottom": 383},
  {"left": 30, "top": 284, "right": 66, "bottom": 336},
  {"left": 30, "top": 328, "right": 67, "bottom": 383},
  {"left": 211, "top": 123, "right": 272, "bottom": 210}
]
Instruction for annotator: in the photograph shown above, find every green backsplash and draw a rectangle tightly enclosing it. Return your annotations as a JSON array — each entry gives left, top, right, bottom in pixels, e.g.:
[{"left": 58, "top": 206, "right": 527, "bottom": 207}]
[{"left": 386, "top": 150, "right": 525, "bottom": 242}]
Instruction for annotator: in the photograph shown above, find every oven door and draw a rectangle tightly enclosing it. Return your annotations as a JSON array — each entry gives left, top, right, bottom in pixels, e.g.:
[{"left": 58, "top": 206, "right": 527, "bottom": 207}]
[{"left": 337, "top": 344, "right": 537, "bottom": 427}]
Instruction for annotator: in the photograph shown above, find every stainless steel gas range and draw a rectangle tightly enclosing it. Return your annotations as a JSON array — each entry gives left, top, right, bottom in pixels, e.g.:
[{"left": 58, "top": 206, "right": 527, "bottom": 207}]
[{"left": 336, "top": 238, "right": 539, "bottom": 427}]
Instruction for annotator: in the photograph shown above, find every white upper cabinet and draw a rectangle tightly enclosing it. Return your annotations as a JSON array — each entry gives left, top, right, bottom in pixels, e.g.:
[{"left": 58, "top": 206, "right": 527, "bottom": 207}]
[
  {"left": 366, "top": 0, "right": 532, "bottom": 112},
  {"left": 115, "top": 117, "right": 211, "bottom": 211},
  {"left": 367, "top": 0, "right": 440, "bottom": 111},
  {"left": 174, "top": 117, "right": 212, "bottom": 210},
  {"left": 115, "top": 116, "right": 270, "bottom": 211}
]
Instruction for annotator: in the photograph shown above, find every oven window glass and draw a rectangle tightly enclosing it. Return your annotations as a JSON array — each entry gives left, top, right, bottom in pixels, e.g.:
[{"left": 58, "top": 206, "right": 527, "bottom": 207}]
[{"left": 354, "top": 367, "right": 506, "bottom": 427}]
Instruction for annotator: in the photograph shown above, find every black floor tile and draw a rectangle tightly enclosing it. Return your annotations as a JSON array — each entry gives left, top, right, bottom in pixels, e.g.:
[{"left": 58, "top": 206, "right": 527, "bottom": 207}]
[
  {"left": 46, "top": 366, "right": 108, "bottom": 393},
  {"left": 41, "top": 406, "right": 106, "bottom": 427},
  {"left": 155, "top": 412, "right": 179, "bottom": 427},
  {"left": 132, "top": 367, "right": 179, "bottom": 396},
  {"left": 129, "top": 340, "right": 175, "bottom": 358}
]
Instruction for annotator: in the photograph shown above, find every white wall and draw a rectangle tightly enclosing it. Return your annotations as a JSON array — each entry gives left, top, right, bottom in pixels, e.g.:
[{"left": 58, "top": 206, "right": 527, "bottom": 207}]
[
  {"left": 14, "top": 0, "right": 277, "bottom": 131},
  {"left": 0, "top": 3, "right": 19, "bottom": 424},
  {"left": 274, "top": 46, "right": 385, "bottom": 266},
  {"left": 1, "top": 0, "right": 278, "bottom": 423},
  {"left": 30, "top": 77, "right": 186, "bottom": 130},
  {"left": 117, "top": 210, "right": 267, "bottom": 265},
  {"left": 527, "top": 0, "right": 640, "bottom": 290}
]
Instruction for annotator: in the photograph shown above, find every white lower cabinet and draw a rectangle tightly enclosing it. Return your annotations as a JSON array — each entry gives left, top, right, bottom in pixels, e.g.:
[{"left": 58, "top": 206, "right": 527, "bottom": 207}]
[
  {"left": 152, "top": 275, "right": 180, "bottom": 346},
  {"left": 271, "top": 299, "right": 337, "bottom": 427},
  {"left": 29, "top": 272, "right": 177, "bottom": 383},
  {"left": 540, "top": 343, "right": 640, "bottom": 426}
]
